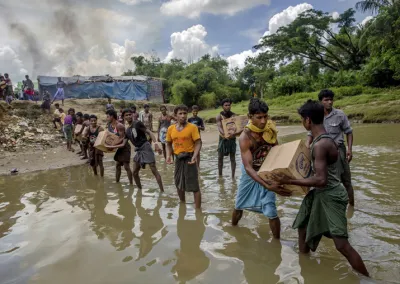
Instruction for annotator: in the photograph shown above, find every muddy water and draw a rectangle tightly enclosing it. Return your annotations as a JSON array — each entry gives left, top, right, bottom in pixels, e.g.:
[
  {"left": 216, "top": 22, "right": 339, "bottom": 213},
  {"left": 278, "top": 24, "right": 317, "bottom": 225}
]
[{"left": 0, "top": 124, "right": 399, "bottom": 284}]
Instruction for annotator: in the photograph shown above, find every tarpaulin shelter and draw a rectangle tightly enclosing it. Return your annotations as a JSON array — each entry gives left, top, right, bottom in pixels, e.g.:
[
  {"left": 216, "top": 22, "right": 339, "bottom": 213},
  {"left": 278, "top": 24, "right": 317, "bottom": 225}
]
[{"left": 37, "top": 75, "right": 164, "bottom": 102}]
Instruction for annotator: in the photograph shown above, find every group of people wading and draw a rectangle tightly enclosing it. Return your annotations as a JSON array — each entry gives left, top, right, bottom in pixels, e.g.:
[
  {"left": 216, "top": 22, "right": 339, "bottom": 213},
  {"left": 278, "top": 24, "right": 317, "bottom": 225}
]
[{"left": 53, "top": 88, "right": 368, "bottom": 277}]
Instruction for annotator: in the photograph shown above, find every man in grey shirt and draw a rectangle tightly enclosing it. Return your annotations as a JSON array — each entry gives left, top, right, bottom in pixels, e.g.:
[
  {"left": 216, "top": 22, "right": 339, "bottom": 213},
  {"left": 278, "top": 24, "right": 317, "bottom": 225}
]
[{"left": 306, "top": 89, "right": 354, "bottom": 206}]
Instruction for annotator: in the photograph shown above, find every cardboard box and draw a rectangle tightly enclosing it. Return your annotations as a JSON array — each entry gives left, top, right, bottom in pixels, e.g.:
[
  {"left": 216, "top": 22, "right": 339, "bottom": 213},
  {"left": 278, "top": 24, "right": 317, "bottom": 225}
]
[
  {"left": 222, "top": 115, "right": 248, "bottom": 138},
  {"left": 94, "top": 130, "right": 121, "bottom": 153},
  {"left": 258, "top": 139, "right": 312, "bottom": 195}
]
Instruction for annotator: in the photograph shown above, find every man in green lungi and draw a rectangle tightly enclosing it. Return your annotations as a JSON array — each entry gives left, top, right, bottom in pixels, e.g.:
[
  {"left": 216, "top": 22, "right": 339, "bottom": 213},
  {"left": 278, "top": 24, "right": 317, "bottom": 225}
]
[
  {"left": 275, "top": 100, "right": 369, "bottom": 277},
  {"left": 216, "top": 98, "right": 240, "bottom": 178},
  {"left": 306, "top": 89, "right": 355, "bottom": 206}
]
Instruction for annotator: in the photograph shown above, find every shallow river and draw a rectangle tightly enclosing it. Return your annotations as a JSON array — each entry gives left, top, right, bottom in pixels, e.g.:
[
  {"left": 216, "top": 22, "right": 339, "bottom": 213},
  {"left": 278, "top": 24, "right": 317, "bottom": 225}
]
[{"left": 0, "top": 124, "right": 399, "bottom": 284}]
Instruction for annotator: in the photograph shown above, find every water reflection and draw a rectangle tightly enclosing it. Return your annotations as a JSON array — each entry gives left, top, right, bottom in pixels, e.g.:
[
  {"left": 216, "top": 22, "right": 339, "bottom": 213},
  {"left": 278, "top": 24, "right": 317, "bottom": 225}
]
[
  {"left": 172, "top": 204, "right": 209, "bottom": 283},
  {"left": 0, "top": 124, "right": 399, "bottom": 283},
  {"left": 136, "top": 189, "right": 166, "bottom": 260}
]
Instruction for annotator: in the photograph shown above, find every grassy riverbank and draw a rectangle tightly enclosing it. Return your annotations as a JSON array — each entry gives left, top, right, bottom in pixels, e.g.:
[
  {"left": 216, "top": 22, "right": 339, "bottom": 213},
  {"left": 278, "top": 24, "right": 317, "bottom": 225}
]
[{"left": 199, "top": 88, "right": 400, "bottom": 123}]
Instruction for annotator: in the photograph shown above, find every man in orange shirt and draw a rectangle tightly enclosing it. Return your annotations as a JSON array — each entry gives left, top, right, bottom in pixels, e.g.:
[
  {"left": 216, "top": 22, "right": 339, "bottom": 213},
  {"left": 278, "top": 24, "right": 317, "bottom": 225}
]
[{"left": 166, "top": 105, "right": 202, "bottom": 209}]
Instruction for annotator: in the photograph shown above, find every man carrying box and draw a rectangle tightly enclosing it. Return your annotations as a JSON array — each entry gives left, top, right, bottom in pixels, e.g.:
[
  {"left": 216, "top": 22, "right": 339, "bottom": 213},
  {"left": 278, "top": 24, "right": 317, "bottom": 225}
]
[
  {"left": 306, "top": 89, "right": 354, "bottom": 206},
  {"left": 232, "top": 98, "right": 291, "bottom": 239},
  {"left": 275, "top": 100, "right": 368, "bottom": 277},
  {"left": 216, "top": 98, "right": 238, "bottom": 178}
]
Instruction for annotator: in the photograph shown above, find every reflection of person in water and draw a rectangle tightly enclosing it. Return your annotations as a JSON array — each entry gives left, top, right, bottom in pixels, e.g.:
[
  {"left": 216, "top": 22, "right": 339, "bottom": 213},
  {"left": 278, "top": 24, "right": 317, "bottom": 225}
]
[
  {"left": 217, "top": 226, "right": 282, "bottom": 284},
  {"left": 89, "top": 186, "right": 137, "bottom": 250},
  {"left": 136, "top": 190, "right": 166, "bottom": 260},
  {"left": 171, "top": 205, "right": 210, "bottom": 283}
]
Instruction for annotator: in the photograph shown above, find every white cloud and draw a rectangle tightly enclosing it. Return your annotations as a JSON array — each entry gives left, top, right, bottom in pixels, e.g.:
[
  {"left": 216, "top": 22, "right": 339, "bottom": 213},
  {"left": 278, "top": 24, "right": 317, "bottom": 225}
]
[
  {"left": 361, "top": 16, "right": 374, "bottom": 25},
  {"left": 266, "top": 3, "right": 313, "bottom": 35},
  {"left": 332, "top": 11, "right": 340, "bottom": 20},
  {"left": 120, "top": 0, "right": 152, "bottom": 5},
  {"left": 227, "top": 49, "right": 262, "bottom": 70},
  {"left": 160, "top": 0, "right": 270, "bottom": 19},
  {"left": 94, "top": 8, "right": 134, "bottom": 26},
  {"left": 228, "top": 3, "right": 313, "bottom": 70},
  {"left": 165, "top": 25, "right": 218, "bottom": 63}
]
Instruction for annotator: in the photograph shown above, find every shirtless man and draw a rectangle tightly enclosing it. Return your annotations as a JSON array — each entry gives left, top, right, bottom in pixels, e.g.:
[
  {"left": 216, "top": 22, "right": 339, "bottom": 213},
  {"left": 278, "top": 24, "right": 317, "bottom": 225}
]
[
  {"left": 216, "top": 98, "right": 238, "bottom": 178},
  {"left": 158, "top": 105, "right": 172, "bottom": 160},
  {"left": 140, "top": 104, "right": 153, "bottom": 131},
  {"left": 275, "top": 100, "right": 369, "bottom": 276},
  {"left": 232, "top": 98, "right": 291, "bottom": 239}
]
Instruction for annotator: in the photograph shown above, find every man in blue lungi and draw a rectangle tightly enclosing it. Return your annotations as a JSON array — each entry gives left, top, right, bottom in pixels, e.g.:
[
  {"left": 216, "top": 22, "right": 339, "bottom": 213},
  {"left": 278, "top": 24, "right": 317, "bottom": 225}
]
[{"left": 232, "top": 98, "right": 291, "bottom": 239}]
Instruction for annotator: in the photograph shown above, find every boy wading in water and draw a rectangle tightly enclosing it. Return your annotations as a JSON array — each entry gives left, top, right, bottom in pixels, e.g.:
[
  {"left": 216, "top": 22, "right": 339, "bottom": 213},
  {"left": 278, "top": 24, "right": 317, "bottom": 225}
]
[
  {"left": 166, "top": 105, "right": 202, "bottom": 209},
  {"left": 188, "top": 105, "right": 205, "bottom": 167},
  {"left": 158, "top": 105, "right": 172, "bottom": 160},
  {"left": 124, "top": 109, "right": 164, "bottom": 192},
  {"left": 216, "top": 98, "right": 239, "bottom": 178},
  {"left": 87, "top": 115, "right": 104, "bottom": 177},
  {"left": 232, "top": 98, "right": 291, "bottom": 239},
  {"left": 107, "top": 124, "right": 133, "bottom": 185},
  {"left": 275, "top": 100, "right": 369, "bottom": 276}
]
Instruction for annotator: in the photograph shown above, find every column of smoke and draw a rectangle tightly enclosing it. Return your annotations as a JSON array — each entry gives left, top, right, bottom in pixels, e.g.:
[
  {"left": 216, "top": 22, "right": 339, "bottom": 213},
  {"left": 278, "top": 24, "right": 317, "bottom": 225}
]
[{"left": 1, "top": 0, "right": 113, "bottom": 78}]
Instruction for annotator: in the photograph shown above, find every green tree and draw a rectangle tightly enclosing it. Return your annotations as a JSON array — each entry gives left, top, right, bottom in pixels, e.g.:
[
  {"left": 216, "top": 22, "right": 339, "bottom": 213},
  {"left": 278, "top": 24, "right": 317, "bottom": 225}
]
[
  {"left": 171, "top": 79, "right": 197, "bottom": 106},
  {"left": 355, "top": 0, "right": 394, "bottom": 13},
  {"left": 256, "top": 9, "right": 368, "bottom": 71}
]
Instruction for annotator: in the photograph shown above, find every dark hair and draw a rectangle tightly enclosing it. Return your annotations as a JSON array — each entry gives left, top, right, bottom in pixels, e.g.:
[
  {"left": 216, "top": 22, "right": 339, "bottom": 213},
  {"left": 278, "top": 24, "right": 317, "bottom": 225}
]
[
  {"left": 59, "top": 108, "right": 64, "bottom": 112},
  {"left": 89, "top": 114, "right": 98, "bottom": 120},
  {"left": 248, "top": 98, "right": 269, "bottom": 115},
  {"left": 221, "top": 98, "right": 232, "bottom": 106},
  {"left": 68, "top": 108, "right": 74, "bottom": 114},
  {"left": 192, "top": 105, "right": 199, "bottom": 111},
  {"left": 76, "top": 112, "right": 83, "bottom": 117},
  {"left": 55, "top": 103, "right": 60, "bottom": 107},
  {"left": 298, "top": 100, "right": 324, "bottom": 124},
  {"left": 83, "top": 114, "right": 90, "bottom": 119},
  {"left": 106, "top": 109, "right": 118, "bottom": 119},
  {"left": 131, "top": 105, "right": 137, "bottom": 110},
  {"left": 4, "top": 73, "right": 8, "bottom": 77},
  {"left": 318, "top": 89, "right": 335, "bottom": 101},
  {"left": 122, "top": 108, "right": 132, "bottom": 117},
  {"left": 174, "top": 104, "right": 188, "bottom": 114},
  {"left": 144, "top": 104, "right": 150, "bottom": 108},
  {"left": 160, "top": 105, "right": 167, "bottom": 111}
]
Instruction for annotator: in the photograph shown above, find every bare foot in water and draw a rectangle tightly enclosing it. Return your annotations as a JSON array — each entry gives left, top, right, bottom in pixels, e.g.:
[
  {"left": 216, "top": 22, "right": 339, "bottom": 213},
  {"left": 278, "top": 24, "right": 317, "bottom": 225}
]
[{"left": 231, "top": 209, "right": 243, "bottom": 226}]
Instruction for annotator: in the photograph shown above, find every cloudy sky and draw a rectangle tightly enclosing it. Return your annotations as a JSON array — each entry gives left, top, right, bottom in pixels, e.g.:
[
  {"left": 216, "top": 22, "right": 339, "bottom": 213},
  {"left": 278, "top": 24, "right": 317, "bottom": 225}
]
[{"left": 0, "top": 0, "right": 370, "bottom": 82}]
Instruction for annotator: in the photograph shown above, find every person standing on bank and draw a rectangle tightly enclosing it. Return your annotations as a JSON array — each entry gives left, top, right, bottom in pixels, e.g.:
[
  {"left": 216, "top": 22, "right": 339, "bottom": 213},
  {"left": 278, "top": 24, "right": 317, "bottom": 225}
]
[
  {"left": 166, "top": 105, "right": 202, "bottom": 209},
  {"left": 275, "top": 100, "right": 369, "bottom": 277},
  {"left": 124, "top": 109, "right": 165, "bottom": 192},
  {"left": 140, "top": 104, "right": 153, "bottom": 132},
  {"left": 52, "top": 77, "right": 66, "bottom": 106},
  {"left": 232, "top": 98, "right": 291, "bottom": 239},
  {"left": 306, "top": 90, "right": 355, "bottom": 206},
  {"left": 216, "top": 99, "right": 239, "bottom": 178}
]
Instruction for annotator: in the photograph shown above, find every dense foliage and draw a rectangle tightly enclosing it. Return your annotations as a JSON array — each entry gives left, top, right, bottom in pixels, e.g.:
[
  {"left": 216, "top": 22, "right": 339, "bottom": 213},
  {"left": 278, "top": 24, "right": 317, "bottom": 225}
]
[{"left": 124, "top": 0, "right": 400, "bottom": 106}]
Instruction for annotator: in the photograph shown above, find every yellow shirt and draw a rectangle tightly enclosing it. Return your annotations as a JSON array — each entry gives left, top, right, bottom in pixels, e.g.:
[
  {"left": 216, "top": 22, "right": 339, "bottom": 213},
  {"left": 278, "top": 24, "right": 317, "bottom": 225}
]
[
  {"left": 166, "top": 123, "right": 200, "bottom": 155},
  {"left": 60, "top": 113, "right": 66, "bottom": 125}
]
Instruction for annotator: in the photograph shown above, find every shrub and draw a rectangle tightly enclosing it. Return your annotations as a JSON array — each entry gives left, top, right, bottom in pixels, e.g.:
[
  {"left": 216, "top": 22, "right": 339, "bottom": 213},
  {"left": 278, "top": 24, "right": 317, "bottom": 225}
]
[
  {"left": 270, "top": 75, "right": 307, "bottom": 96},
  {"left": 331, "top": 86, "right": 363, "bottom": 98},
  {"left": 171, "top": 79, "right": 197, "bottom": 106},
  {"left": 198, "top": 92, "right": 217, "bottom": 109}
]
